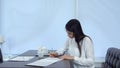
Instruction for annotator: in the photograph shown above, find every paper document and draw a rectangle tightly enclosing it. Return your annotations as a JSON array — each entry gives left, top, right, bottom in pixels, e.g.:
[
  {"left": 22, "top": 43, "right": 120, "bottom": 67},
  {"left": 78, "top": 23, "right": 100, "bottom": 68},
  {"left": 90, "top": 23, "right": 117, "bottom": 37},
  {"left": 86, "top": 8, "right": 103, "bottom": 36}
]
[
  {"left": 9, "top": 56, "right": 34, "bottom": 61},
  {"left": 26, "top": 57, "right": 62, "bottom": 66}
]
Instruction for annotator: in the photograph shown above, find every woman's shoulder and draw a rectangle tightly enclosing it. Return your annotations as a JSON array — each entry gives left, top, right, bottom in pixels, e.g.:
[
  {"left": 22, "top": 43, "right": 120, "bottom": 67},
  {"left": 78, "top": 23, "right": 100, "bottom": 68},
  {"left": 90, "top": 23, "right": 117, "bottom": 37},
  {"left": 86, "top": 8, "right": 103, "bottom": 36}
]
[
  {"left": 67, "top": 37, "right": 75, "bottom": 40},
  {"left": 66, "top": 38, "right": 72, "bottom": 42},
  {"left": 83, "top": 36, "right": 92, "bottom": 42}
]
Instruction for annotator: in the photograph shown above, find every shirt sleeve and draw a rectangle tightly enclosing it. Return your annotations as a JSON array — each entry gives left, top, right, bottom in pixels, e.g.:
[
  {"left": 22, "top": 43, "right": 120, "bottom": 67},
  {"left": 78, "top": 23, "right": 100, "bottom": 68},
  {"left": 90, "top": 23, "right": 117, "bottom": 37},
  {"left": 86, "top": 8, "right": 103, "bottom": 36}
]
[
  {"left": 73, "top": 37, "right": 94, "bottom": 66},
  {"left": 56, "top": 39, "right": 69, "bottom": 55}
]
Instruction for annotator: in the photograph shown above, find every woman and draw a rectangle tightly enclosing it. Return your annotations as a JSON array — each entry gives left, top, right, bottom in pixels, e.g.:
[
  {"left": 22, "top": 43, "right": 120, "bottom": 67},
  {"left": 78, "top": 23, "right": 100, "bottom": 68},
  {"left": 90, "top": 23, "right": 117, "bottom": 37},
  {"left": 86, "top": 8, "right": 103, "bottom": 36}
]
[{"left": 50, "top": 19, "right": 95, "bottom": 68}]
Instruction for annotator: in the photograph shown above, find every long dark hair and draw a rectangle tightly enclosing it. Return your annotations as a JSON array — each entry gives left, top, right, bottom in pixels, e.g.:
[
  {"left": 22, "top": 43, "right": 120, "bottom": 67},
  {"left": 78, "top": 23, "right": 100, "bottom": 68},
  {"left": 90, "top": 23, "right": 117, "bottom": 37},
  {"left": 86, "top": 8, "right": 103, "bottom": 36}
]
[{"left": 65, "top": 19, "right": 86, "bottom": 56}]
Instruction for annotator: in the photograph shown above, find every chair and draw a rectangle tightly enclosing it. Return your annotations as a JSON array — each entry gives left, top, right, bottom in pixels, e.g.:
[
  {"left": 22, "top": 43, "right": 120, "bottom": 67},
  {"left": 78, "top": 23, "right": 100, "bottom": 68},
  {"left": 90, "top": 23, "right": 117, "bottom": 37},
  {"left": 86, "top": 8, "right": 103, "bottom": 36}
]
[{"left": 104, "top": 47, "right": 120, "bottom": 68}]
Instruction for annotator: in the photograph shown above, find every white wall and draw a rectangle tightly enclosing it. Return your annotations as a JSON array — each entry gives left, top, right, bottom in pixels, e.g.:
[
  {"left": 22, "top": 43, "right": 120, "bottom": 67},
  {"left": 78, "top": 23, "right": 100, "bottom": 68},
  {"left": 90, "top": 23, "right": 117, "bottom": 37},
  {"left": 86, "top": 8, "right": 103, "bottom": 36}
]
[{"left": 1, "top": 0, "right": 120, "bottom": 57}]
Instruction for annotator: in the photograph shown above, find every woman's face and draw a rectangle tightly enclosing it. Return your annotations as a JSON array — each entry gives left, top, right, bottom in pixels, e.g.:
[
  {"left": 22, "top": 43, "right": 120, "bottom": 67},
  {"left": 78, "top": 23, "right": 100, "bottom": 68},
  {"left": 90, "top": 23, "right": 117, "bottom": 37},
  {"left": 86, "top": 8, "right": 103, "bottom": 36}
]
[{"left": 66, "top": 30, "right": 74, "bottom": 38}]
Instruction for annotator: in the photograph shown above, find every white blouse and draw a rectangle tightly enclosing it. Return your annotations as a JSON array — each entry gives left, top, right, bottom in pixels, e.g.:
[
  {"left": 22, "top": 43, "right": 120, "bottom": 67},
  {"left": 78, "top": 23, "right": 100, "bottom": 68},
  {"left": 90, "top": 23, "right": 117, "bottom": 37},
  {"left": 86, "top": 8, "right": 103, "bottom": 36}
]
[{"left": 56, "top": 37, "right": 95, "bottom": 68}]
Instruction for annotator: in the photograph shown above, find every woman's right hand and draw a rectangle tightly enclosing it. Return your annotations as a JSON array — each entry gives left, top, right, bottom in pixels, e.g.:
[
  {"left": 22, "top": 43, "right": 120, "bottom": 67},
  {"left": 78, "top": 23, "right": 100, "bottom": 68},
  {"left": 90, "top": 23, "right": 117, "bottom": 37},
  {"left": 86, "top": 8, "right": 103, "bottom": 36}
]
[{"left": 49, "top": 52, "right": 58, "bottom": 57}]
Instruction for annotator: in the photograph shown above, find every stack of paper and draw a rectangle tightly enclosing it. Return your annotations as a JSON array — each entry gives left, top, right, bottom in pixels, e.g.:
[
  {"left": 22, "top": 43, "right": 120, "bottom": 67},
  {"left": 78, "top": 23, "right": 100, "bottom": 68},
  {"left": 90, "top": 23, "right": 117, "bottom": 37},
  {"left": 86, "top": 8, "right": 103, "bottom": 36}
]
[
  {"left": 26, "top": 57, "right": 62, "bottom": 66},
  {"left": 9, "top": 56, "right": 34, "bottom": 61}
]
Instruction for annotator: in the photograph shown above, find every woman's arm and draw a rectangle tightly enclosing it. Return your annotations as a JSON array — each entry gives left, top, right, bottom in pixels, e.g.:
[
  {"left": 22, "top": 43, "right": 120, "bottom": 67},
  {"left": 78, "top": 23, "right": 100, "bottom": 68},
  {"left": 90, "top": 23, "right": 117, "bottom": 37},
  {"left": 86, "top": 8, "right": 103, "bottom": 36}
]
[
  {"left": 56, "top": 39, "right": 69, "bottom": 55},
  {"left": 49, "top": 39, "right": 69, "bottom": 57},
  {"left": 73, "top": 37, "right": 94, "bottom": 66}
]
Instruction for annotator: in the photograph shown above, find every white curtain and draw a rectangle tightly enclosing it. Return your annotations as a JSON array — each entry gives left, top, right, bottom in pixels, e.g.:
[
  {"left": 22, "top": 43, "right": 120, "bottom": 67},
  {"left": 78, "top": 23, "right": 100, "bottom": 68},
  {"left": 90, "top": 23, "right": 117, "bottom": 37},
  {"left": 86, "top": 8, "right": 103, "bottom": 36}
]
[
  {"left": 1, "top": 0, "right": 74, "bottom": 55},
  {"left": 1, "top": 0, "right": 120, "bottom": 57}
]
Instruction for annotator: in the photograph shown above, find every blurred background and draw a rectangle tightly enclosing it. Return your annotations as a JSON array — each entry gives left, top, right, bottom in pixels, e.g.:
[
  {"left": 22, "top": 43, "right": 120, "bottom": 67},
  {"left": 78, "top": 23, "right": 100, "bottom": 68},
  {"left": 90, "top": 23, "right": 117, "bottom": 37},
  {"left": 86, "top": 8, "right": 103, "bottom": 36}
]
[{"left": 0, "top": 0, "right": 120, "bottom": 57}]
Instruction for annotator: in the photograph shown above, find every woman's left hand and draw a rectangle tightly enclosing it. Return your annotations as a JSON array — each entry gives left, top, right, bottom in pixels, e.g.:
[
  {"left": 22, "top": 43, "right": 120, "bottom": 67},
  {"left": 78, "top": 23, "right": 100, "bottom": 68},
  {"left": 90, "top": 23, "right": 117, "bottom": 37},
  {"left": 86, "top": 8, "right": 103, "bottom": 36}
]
[{"left": 59, "top": 55, "right": 74, "bottom": 60}]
